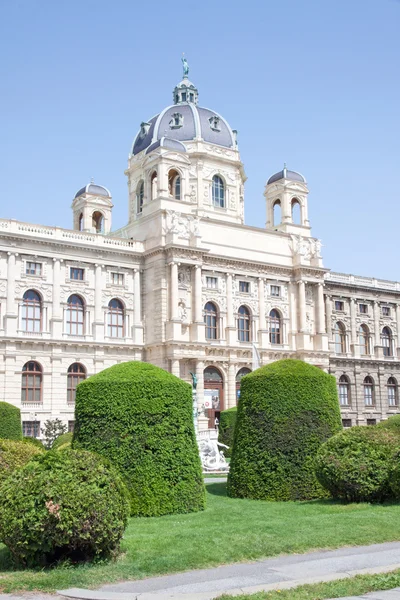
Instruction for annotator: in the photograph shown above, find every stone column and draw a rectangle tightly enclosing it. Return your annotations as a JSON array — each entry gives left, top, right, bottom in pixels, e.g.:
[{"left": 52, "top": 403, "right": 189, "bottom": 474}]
[
  {"left": 258, "top": 277, "right": 268, "bottom": 347},
  {"left": 51, "top": 258, "right": 63, "bottom": 337},
  {"left": 171, "top": 359, "right": 180, "bottom": 377},
  {"left": 350, "top": 298, "right": 357, "bottom": 355},
  {"left": 396, "top": 305, "right": 400, "bottom": 350},
  {"left": 133, "top": 268, "right": 143, "bottom": 344},
  {"left": 298, "top": 280, "right": 306, "bottom": 332},
  {"left": 226, "top": 274, "right": 234, "bottom": 328},
  {"left": 325, "top": 295, "right": 332, "bottom": 338},
  {"left": 170, "top": 262, "right": 179, "bottom": 320},
  {"left": 228, "top": 363, "right": 236, "bottom": 409},
  {"left": 374, "top": 300, "right": 381, "bottom": 348},
  {"left": 316, "top": 283, "right": 326, "bottom": 334},
  {"left": 5, "top": 252, "right": 18, "bottom": 336},
  {"left": 93, "top": 264, "right": 103, "bottom": 341},
  {"left": 194, "top": 266, "right": 203, "bottom": 322}
]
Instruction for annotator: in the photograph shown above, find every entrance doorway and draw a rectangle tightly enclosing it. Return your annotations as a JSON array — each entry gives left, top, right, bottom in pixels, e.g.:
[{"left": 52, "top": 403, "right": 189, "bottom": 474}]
[
  {"left": 236, "top": 367, "right": 252, "bottom": 403},
  {"left": 203, "top": 366, "right": 224, "bottom": 428}
]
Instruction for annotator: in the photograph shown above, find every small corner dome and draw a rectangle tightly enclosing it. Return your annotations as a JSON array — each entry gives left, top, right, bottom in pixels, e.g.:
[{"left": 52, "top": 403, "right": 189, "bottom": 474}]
[
  {"left": 267, "top": 167, "right": 306, "bottom": 186},
  {"left": 74, "top": 183, "right": 112, "bottom": 199}
]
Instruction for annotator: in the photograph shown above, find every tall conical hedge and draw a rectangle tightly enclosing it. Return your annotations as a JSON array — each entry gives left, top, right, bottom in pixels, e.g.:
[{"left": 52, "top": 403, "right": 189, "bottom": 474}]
[
  {"left": 227, "top": 359, "right": 342, "bottom": 501},
  {"left": 0, "top": 402, "right": 22, "bottom": 440},
  {"left": 72, "top": 361, "right": 205, "bottom": 517}
]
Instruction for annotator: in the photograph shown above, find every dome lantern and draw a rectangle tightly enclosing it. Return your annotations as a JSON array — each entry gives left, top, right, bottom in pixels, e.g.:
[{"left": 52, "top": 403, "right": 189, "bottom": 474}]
[{"left": 172, "top": 56, "right": 198, "bottom": 105}]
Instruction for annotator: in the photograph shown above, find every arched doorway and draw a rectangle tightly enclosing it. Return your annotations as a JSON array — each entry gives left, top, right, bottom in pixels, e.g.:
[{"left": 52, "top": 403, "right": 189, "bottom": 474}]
[
  {"left": 236, "top": 367, "right": 252, "bottom": 402},
  {"left": 203, "top": 366, "right": 224, "bottom": 429}
]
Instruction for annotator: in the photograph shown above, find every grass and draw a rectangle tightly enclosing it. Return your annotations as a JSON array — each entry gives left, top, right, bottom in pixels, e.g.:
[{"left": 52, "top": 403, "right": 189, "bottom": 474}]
[
  {"left": 219, "top": 569, "right": 400, "bottom": 600},
  {"left": 2, "top": 482, "right": 400, "bottom": 593}
]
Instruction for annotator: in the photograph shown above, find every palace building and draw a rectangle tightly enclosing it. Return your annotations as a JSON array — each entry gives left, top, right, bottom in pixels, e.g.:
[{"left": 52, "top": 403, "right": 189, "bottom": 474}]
[{"left": 1, "top": 64, "right": 399, "bottom": 436}]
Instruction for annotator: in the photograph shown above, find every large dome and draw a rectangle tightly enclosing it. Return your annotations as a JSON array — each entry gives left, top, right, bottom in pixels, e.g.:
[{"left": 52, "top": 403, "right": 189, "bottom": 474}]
[{"left": 131, "top": 71, "right": 236, "bottom": 156}]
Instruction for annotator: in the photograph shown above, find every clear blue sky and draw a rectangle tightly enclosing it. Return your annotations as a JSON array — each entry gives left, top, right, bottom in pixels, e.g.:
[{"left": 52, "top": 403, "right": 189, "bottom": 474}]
[{"left": 0, "top": 0, "right": 399, "bottom": 279}]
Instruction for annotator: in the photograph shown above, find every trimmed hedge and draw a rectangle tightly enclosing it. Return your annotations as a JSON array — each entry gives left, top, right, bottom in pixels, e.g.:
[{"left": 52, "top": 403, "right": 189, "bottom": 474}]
[
  {"left": 227, "top": 359, "right": 342, "bottom": 501},
  {"left": 0, "top": 402, "right": 22, "bottom": 440},
  {"left": 0, "top": 439, "right": 44, "bottom": 483},
  {"left": 218, "top": 407, "right": 237, "bottom": 458},
  {"left": 52, "top": 432, "right": 73, "bottom": 450},
  {"left": 0, "top": 449, "right": 130, "bottom": 567},
  {"left": 73, "top": 361, "right": 205, "bottom": 517},
  {"left": 378, "top": 414, "right": 400, "bottom": 436},
  {"left": 23, "top": 437, "right": 46, "bottom": 450},
  {"left": 315, "top": 426, "right": 399, "bottom": 503}
]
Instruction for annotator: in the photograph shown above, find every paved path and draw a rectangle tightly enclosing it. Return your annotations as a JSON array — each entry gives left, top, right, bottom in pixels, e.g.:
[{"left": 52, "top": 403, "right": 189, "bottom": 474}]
[
  {"left": 326, "top": 589, "right": 400, "bottom": 600},
  {"left": 56, "top": 541, "right": 400, "bottom": 600}
]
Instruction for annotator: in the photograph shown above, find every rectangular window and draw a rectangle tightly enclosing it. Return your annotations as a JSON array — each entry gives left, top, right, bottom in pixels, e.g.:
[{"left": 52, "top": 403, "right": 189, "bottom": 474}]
[
  {"left": 26, "top": 261, "right": 42, "bottom": 276},
  {"left": 22, "top": 421, "right": 40, "bottom": 438},
  {"left": 68, "top": 420, "right": 75, "bottom": 433},
  {"left": 70, "top": 267, "right": 84, "bottom": 281},
  {"left": 342, "top": 419, "right": 352, "bottom": 428},
  {"left": 206, "top": 276, "right": 218, "bottom": 289},
  {"left": 335, "top": 300, "right": 344, "bottom": 311},
  {"left": 382, "top": 306, "right": 390, "bottom": 316},
  {"left": 359, "top": 304, "right": 368, "bottom": 314},
  {"left": 239, "top": 281, "right": 250, "bottom": 293},
  {"left": 367, "top": 418, "right": 377, "bottom": 426},
  {"left": 271, "top": 285, "right": 281, "bottom": 297},
  {"left": 111, "top": 272, "right": 124, "bottom": 286}
]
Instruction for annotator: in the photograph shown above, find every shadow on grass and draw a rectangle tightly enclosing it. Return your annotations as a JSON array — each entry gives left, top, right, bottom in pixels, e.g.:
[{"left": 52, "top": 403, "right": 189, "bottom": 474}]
[
  {"left": 206, "top": 482, "right": 227, "bottom": 497},
  {"left": 0, "top": 546, "right": 17, "bottom": 572}
]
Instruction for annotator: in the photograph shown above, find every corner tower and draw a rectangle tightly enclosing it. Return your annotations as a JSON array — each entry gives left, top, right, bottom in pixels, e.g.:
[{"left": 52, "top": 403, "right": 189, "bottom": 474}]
[
  {"left": 72, "top": 182, "right": 113, "bottom": 234},
  {"left": 265, "top": 166, "right": 311, "bottom": 237}
]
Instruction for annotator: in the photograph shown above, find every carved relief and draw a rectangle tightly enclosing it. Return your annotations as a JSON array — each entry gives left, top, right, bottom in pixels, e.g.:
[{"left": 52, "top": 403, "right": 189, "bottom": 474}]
[
  {"left": 290, "top": 236, "right": 322, "bottom": 259},
  {"left": 166, "top": 211, "right": 201, "bottom": 239}
]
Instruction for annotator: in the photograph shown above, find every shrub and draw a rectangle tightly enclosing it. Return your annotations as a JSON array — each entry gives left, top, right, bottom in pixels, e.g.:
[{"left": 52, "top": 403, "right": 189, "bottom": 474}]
[
  {"left": 0, "top": 402, "right": 22, "bottom": 440},
  {"left": 0, "top": 449, "right": 130, "bottom": 567},
  {"left": 52, "top": 432, "right": 73, "bottom": 450},
  {"left": 218, "top": 407, "right": 237, "bottom": 458},
  {"left": 41, "top": 419, "right": 67, "bottom": 450},
  {"left": 73, "top": 361, "right": 205, "bottom": 517},
  {"left": 378, "top": 414, "right": 400, "bottom": 436},
  {"left": 227, "top": 359, "right": 342, "bottom": 501},
  {"left": 315, "top": 426, "right": 399, "bottom": 502},
  {"left": 23, "top": 436, "right": 46, "bottom": 450},
  {"left": 0, "top": 439, "right": 44, "bottom": 484}
]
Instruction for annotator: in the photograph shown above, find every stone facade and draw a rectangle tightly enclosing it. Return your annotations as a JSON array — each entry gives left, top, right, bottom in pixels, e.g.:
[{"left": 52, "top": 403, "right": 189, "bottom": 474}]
[{"left": 0, "top": 70, "right": 398, "bottom": 436}]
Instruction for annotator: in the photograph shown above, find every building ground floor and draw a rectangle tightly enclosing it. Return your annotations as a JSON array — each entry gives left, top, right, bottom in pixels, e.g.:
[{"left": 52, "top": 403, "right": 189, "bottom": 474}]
[{"left": 1, "top": 338, "right": 399, "bottom": 438}]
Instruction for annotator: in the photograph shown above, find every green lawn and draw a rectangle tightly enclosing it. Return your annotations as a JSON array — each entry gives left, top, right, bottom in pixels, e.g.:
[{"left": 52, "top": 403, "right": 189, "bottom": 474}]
[
  {"left": 219, "top": 569, "right": 400, "bottom": 600},
  {"left": 2, "top": 482, "right": 400, "bottom": 593}
]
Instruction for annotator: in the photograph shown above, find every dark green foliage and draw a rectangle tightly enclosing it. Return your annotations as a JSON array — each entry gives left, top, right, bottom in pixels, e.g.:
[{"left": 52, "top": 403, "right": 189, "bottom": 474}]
[
  {"left": 0, "top": 402, "right": 22, "bottom": 441},
  {"left": 73, "top": 361, "right": 206, "bottom": 517},
  {"left": 377, "top": 414, "right": 400, "bottom": 436},
  {"left": 316, "top": 426, "right": 400, "bottom": 503},
  {"left": 0, "top": 449, "right": 130, "bottom": 567},
  {"left": 0, "top": 439, "right": 44, "bottom": 483},
  {"left": 227, "top": 359, "right": 342, "bottom": 501},
  {"left": 23, "top": 436, "right": 46, "bottom": 450},
  {"left": 41, "top": 419, "right": 67, "bottom": 450},
  {"left": 52, "top": 432, "right": 73, "bottom": 450},
  {"left": 218, "top": 407, "right": 237, "bottom": 458}
]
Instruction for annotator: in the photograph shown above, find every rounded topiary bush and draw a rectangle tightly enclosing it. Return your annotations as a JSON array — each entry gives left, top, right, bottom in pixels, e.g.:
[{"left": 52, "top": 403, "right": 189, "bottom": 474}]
[
  {"left": 378, "top": 415, "right": 400, "bottom": 436},
  {"left": 0, "top": 439, "right": 44, "bottom": 483},
  {"left": 315, "top": 426, "right": 399, "bottom": 502},
  {"left": 0, "top": 402, "right": 22, "bottom": 440},
  {"left": 218, "top": 407, "right": 237, "bottom": 458},
  {"left": 23, "top": 436, "right": 46, "bottom": 450},
  {"left": 227, "top": 359, "right": 342, "bottom": 501},
  {"left": 73, "top": 361, "right": 205, "bottom": 517},
  {"left": 52, "top": 432, "right": 73, "bottom": 450},
  {"left": 0, "top": 449, "right": 130, "bottom": 567}
]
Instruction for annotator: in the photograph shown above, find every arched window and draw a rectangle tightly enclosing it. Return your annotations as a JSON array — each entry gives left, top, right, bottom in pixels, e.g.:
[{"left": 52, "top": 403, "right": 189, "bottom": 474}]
[
  {"left": 108, "top": 298, "right": 125, "bottom": 338},
  {"left": 150, "top": 171, "right": 157, "bottom": 201},
  {"left": 364, "top": 376, "right": 374, "bottom": 406},
  {"left": 335, "top": 322, "right": 346, "bottom": 354},
  {"left": 273, "top": 200, "right": 281, "bottom": 226},
  {"left": 204, "top": 302, "right": 218, "bottom": 340},
  {"left": 136, "top": 180, "right": 144, "bottom": 214},
  {"left": 387, "top": 377, "right": 398, "bottom": 407},
  {"left": 67, "top": 363, "right": 86, "bottom": 404},
  {"left": 92, "top": 211, "right": 104, "bottom": 233},
  {"left": 359, "top": 324, "right": 370, "bottom": 356},
  {"left": 291, "top": 199, "right": 301, "bottom": 224},
  {"left": 21, "top": 361, "right": 42, "bottom": 403},
  {"left": 238, "top": 305, "right": 251, "bottom": 342},
  {"left": 212, "top": 175, "right": 225, "bottom": 208},
  {"left": 22, "top": 290, "right": 42, "bottom": 333},
  {"left": 236, "top": 367, "right": 252, "bottom": 401},
  {"left": 338, "top": 374, "right": 350, "bottom": 406},
  {"left": 269, "top": 309, "right": 282, "bottom": 345},
  {"left": 66, "top": 294, "right": 85, "bottom": 336},
  {"left": 382, "top": 326, "right": 393, "bottom": 357},
  {"left": 168, "top": 169, "right": 181, "bottom": 200},
  {"left": 78, "top": 213, "right": 83, "bottom": 231}
]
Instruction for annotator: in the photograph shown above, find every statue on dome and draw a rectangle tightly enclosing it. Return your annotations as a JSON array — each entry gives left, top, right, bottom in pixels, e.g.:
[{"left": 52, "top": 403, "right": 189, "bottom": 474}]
[{"left": 182, "top": 55, "right": 189, "bottom": 78}]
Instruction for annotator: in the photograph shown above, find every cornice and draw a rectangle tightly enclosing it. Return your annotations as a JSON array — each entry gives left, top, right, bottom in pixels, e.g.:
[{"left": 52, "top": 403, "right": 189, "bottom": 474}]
[{"left": 325, "top": 280, "right": 400, "bottom": 297}]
